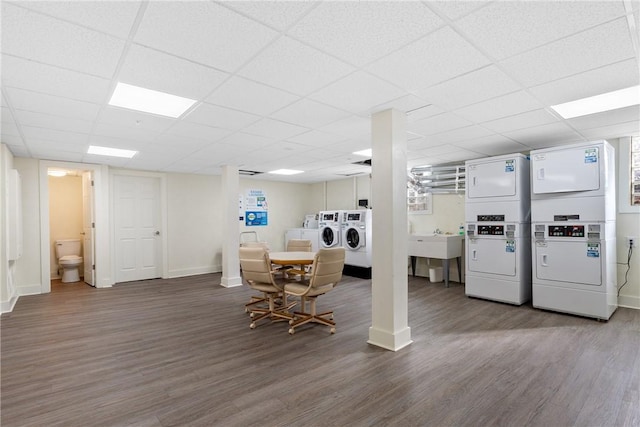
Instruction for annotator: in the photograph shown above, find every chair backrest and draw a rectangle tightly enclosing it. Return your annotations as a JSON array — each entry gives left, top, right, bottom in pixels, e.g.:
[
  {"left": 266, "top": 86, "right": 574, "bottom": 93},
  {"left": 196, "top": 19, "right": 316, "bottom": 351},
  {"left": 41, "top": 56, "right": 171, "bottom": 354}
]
[
  {"left": 286, "top": 239, "right": 312, "bottom": 252},
  {"left": 241, "top": 241, "right": 270, "bottom": 251},
  {"left": 309, "top": 247, "right": 345, "bottom": 289},
  {"left": 239, "top": 247, "right": 275, "bottom": 285}
]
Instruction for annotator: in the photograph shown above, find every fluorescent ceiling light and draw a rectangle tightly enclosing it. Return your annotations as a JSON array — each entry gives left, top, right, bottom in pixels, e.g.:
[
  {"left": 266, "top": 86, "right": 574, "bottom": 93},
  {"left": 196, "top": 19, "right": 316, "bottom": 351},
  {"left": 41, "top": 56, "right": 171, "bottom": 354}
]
[
  {"left": 353, "top": 149, "right": 372, "bottom": 157},
  {"left": 268, "top": 169, "right": 304, "bottom": 175},
  {"left": 551, "top": 85, "right": 640, "bottom": 119},
  {"left": 88, "top": 145, "right": 137, "bottom": 158},
  {"left": 108, "top": 82, "right": 197, "bottom": 118},
  {"left": 48, "top": 170, "right": 67, "bottom": 177}
]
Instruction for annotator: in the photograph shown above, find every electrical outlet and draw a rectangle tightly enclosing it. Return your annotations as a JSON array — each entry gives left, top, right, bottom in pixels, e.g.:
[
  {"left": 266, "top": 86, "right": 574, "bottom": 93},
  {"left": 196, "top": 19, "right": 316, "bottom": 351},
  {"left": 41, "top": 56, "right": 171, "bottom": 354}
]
[{"left": 627, "top": 236, "right": 636, "bottom": 248}]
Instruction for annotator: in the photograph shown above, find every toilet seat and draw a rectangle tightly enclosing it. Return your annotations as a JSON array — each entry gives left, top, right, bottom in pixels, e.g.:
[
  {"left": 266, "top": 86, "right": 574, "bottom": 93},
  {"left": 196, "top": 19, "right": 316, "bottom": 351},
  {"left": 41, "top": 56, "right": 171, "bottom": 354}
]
[{"left": 59, "top": 255, "right": 82, "bottom": 265}]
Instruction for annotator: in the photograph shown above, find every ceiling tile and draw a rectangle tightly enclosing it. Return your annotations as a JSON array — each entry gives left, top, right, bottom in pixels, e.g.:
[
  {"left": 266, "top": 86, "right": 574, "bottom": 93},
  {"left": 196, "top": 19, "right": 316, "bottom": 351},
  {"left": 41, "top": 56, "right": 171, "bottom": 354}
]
[
  {"left": 438, "top": 148, "right": 485, "bottom": 162},
  {"left": 206, "top": 76, "right": 300, "bottom": 116},
  {"left": 21, "top": 125, "right": 89, "bottom": 145},
  {"left": 406, "top": 104, "right": 446, "bottom": 122},
  {"left": 310, "top": 71, "right": 407, "bottom": 115},
  {"left": 17, "top": 1, "right": 142, "bottom": 38},
  {"left": 454, "top": 91, "right": 544, "bottom": 123},
  {"left": 31, "top": 147, "right": 85, "bottom": 162},
  {"left": 164, "top": 122, "right": 233, "bottom": 143},
  {"left": 92, "top": 122, "right": 160, "bottom": 143},
  {"left": 502, "top": 122, "right": 585, "bottom": 148},
  {"left": 289, "top": 2, "right": 443, "bottom": 66},
  {"left": 426, "top": 125, "right": 495, "bottom": 145},
  {"left": 1, "top": 122, "right": 20, "bottom": 137},
  {"left": 119, "top": 44, "right": 229, "bottom": 100},
  {"left": 366, "top": 26, "right": 490, "bottom": 92},
  {"left": 224, "top": 1, "right": 316, "bottom": 31},
  {"left": 13, "top": 110, "right": 93, "bottom": 134},
  {"left": 6, "top": 145, "right": 29, "bottom": 157},
  {"left": 482, "top": 109, "right": 560, "bottom": 134},
  {"left": 416, "top": 65, "right": 521, "bottom": 110},
  {"left": 453, "top": 135, "right": 530, "bottom": 156},
  {"left": 1, "top": 55, "right": 111, "bottom": 104},
  {"left": 319, "top": 115, "right": 371, "bottom": 139},
  {"left": 500, "top": 18, "right": 636, "bottom": 87},
  {"left": 528, "top": 59, "right": 640, "bottom": 105},
  {"left": 580, "top": 120, "right": 640, "bottom": 140},
  {"left": 2, "top": 3, "right": 124, "bottom": 78},
  {"left": 271, "top": 99, "right": 350, "bottom": 129},
  {"left": 219, "top": 132, "right": 277, "bottom": 151},
  {"left": 455, "top": 1, "right": 626, "bottom": 60},
  {"left": 286, "top": 130, "right": 350, "bottom": 147},
  {"left": 238, "top": 36, "right": 355, "bottom": 96},
  {"left": 184, "top": 103, "right": 261, "bottom": 131},
  {"left": 27, "top": 137, "right": 87, "bottom": 153},
  {"left": 242, "top": 118, "right": 309, "bottom": 140},
  {"left": 135, "top": 2, "right": 277, "bottom": 72},
  {"left": 427, "top": 1, "right": 490, "bottom": 21},
  {"left": 99, "top": 106, "right": 176, "bottom": 133},
  {"left": 567, "top": 105, "right": 640, "bottom": 131},
  {"left": 150, "top": 134, "right": 211, "bottom": 154},
  {"left": 373, "top": 94, "right": 432, "bottom": 114},
  {"left": 6, "top": 87, "right": 101, "bottom": 122},
  {"left": 408, "top": 112, "right": 473, "bottom": 136}
]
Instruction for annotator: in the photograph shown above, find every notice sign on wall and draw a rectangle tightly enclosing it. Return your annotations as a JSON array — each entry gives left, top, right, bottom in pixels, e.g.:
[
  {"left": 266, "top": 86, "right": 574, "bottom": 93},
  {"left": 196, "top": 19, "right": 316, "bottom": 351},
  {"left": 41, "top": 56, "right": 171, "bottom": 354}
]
[{"left": 245, "top": 189, "right": 268, "bottom": 226}]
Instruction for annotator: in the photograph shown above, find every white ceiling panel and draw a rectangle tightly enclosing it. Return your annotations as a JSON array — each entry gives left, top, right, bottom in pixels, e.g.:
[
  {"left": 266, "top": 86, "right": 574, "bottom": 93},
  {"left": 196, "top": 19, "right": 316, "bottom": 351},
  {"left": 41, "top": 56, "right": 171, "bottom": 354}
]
[
  {"left": 453, "top": 135, "right": 530, "bottom": 156},
  {"left": 1, "top": 55, "right": 111, "bottom": 104},
  {"left": 224, "top": 1, "right": 316, "bottom": 31},
  {"left": 406, "top": 104, "right": 446, "bottom": 122},
  {"left": 426, "top": 125, "right": 494, "bottom": 145},
  {"left": 150, "top": 134, "right": 210, "bottom": 154},
  {"left": 408, "top": 112, "right": 473, "bottom": 136},
  {"left": 502, "top": 122, "right": 585, "bottom": 148},
  {"left": 164, "top": 122, "right": 233, "bottom": 143},
  {"left": 134, "top": 2, "right": 278, "bottom": 72},
  {"left": 415, "top": 65, "right": 521, "bottom": 110},
  {"left": 286, "top": 130, "right": 350, "bottom": 147},
  {"left": 567, "top": 105, "right": 640, "bottom": 131},
  {"left": 271, "top": 99, "right": 350, "bottom": 129},
  {"left": 454, "top": 91, "right": 544, "bottom": 123},
  {"left": 5, "top": 144, "right": 29, "bottom": 157},
  {"left": 99, "top": 106, "right": 176, "bottom": 133},
  {"left": 6, "top": 87, "right": 101, "bottom": 122},
  {"left": 119, "top": 44, "right": 229, "bottom": 100},
  {"left": 456, "top": 1, "right": 626, "bottom": 60},
  {"left": 13, "top": 110, "right": 93, "bottom": 134},
  {"left": 319, "top": 115, "right": 371, "bottom": 139},
  {"left": 373, "top": 94, "right": 433, "bottom": 115},
  {"left": 482, "top": 109, "right": 560, "bottom": 134},
  {"left": 27, "top": 137, "right": 87, "bottom": 154},
  {"left": 528, "top": 59, "right": 640, "bottom": 105},
  {"left": 21, "top": 125, "right": 89, "bottom": 145},
  {"left": 500, "top": 18, "right": 636, "bottom": 87},
  {"left": 219, "top": 132, "right": 278, "bottom": 151},
  {"left": 427, "top": 1, "right": 490, "bottom": 21},
  {"left": 238, "top": 36, "right": 355, "bottom": 96},
  {"left": 310, "top": 71, "right": 407, "bottom": 115},
  {"left": 289, "top": 1, "right": 443, "bottom": 66},
  {"left": 366, "top": 26, "right": 490, "bottom": 92},
  {"left": 2, "top": 3, "right": 124, "bottom": 78},
  {"left": 580, "top": 120, "right": 640, "bottom": 140},
  {"left": 16, "top": 1, "right": 142, "bottom": 38},
  {"left": 438, "top": 148, "right": 484, "bottom": 162},
  {"left": 92, "top": 122, "right": 160, "bottom": 143},
  {"left": 184, "top": 103, "right": 261, "bottom": 131},
  {"left": 31, "top": 147, "right": 85, "bottom": 162},
  {"left": 242, "top": 118, "right": 309, "bottom": 140},
  {"left": 207, "top": 76, "right": 299, "bottom": 116}
]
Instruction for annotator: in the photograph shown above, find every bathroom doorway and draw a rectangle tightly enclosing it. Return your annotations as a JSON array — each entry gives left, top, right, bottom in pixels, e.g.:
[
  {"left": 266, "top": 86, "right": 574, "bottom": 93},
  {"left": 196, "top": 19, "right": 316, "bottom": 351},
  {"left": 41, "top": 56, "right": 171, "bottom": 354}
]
[{"left": 47, "top": 168, "right": 95, "bottom": 288}]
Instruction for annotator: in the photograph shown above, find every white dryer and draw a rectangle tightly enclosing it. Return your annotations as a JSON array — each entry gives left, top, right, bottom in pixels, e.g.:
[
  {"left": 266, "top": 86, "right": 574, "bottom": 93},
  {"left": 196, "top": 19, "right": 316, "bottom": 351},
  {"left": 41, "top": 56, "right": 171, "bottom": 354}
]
[
  {"left": 318, "top": 211, "right": 342, "bottom": 249},
  {"left": 342, "top": 209, "right": 372, "bottom": 267}
]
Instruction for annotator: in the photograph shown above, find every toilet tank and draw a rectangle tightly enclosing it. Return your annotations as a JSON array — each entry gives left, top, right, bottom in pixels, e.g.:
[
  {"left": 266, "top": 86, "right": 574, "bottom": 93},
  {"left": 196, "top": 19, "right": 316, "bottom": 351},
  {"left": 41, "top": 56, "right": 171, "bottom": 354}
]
[{"left": 56, "top": 239, "right": 81, "bottom": 258}]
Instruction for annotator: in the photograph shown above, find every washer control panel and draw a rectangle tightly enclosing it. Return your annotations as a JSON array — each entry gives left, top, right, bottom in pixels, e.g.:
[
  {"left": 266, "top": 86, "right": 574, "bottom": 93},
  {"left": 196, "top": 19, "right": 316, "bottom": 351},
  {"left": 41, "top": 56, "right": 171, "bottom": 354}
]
[{"left": 548, "top": 225, "right": 584, "bottom": 237}]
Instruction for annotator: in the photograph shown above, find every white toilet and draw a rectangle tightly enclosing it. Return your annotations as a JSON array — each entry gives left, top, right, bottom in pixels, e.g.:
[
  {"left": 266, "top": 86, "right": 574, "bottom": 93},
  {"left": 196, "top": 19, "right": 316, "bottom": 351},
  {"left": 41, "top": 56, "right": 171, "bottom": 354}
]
[{"left": 56, "top": 239, "right": 83, "bottom": 283}]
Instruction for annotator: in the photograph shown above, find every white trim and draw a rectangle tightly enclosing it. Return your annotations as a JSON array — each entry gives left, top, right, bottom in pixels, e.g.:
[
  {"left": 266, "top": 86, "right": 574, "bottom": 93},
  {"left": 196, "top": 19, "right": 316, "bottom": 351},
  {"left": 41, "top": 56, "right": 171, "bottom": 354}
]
[
  {"left": 110, "top": 169, "right": 168, "bottom": 282},
  {"left": 1, "top": 294, "right": 19, "bottom": 313},
  {"left": 18, "top": 283, "right": 42, "bottom": 296},
  {"left": 167, "top": 266, "right": 221, "bottom": 278},
  {"left": 618, "top": 294, "right": 640, "bottom": 310},
  {"left": 618, "top": 136, "right": 640, "bottom": 214}
]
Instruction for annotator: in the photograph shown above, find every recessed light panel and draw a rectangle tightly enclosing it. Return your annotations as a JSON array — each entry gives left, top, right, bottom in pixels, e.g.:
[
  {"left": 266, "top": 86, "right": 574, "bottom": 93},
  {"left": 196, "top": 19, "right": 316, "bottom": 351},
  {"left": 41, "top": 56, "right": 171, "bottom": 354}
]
[
  {"left": 353, "top": 149, "right": 372, "bottom": 157},
  {"left": 551, "top": 85, "right": 640, "bottom": 119},
  {"left": 108, "top": 82, "right": 197, "bottom": 118},
  {"left": 88, "top": 145, "right": 137, "bottom": 158},
  {"left": 268, "top": 169, "right": 304, "bottom": 175}
]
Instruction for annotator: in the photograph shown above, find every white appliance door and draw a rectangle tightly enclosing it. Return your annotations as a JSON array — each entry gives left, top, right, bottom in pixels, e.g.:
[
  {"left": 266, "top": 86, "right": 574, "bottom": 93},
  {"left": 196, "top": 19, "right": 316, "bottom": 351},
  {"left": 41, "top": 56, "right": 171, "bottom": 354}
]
[
  {"left": 82, "top": 171, "right": 95, "bottom": 286},
  {"left": 467, "top": 238, "right": 516, "bottom": 276},
  {"left": 532, "top": 146, "right": 600, "bottom": 194},
  {"left": 115, "top": 175, "right": 162, "bottom": 283},
  {"left": 321, "top": 227, "right": 336, "bottom": 248},
  {"left": 344, "top": 227, "right": 363, "bottom": 250},
  {"left": 467, "top": 159, "right": 517, "bottom": 199},
  {"left": 534, "top": 240, "right": 601, "bottom": 286}
]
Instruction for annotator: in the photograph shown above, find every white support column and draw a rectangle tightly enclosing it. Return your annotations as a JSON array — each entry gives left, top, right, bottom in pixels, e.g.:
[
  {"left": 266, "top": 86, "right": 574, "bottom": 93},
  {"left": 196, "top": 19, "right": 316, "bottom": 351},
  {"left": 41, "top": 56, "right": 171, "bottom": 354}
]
[
  {"left": 368, "top": 109, "right": 412, "bottom": 351},
  {"left": 220, "top": 165, "right": 242, "bottom": 287}
]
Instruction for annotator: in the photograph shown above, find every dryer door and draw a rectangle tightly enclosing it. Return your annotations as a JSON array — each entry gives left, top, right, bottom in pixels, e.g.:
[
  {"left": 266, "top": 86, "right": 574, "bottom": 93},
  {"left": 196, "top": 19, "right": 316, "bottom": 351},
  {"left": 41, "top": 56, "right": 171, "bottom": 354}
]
[
  {"left": 345, "top": 227, "right": 363, "bottom": 250},
  {"left": 467, "top": 237, "right": 516, "bottom": 277},
  {"left": 321, "top": 227, "right": 336, "bottom": 248},
  {"left": 534, "top": 240, "right": 601, "bottom": 286}
]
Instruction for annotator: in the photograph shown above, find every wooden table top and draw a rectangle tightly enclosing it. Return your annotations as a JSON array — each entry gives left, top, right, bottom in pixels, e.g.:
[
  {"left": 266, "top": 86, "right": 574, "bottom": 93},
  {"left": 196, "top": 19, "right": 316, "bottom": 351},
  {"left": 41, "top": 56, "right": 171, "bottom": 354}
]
[{"left": 268, "top": 251, "right": 316, "bottom": 265}]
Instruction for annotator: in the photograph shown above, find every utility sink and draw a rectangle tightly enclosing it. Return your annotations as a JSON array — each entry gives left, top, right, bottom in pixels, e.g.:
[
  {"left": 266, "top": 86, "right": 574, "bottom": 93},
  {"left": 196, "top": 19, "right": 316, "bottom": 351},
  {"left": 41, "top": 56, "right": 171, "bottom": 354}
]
[{"left": 408, "top": 234, "right": 463, "bottom": 259}]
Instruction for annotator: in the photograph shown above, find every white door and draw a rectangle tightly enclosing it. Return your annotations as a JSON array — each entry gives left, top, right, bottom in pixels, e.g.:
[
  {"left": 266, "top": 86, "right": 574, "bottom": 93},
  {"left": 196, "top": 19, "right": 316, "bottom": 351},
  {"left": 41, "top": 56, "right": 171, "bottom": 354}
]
[
  {"left": 82, "top": 171, "right": 95, "bottom": 286},
  {"left": 467, "top": 238, "right": 516, "bottom": 276},
  {"left": 115, "top": 175, "right": 162, "bottom": 283},
  {"left": 467, "top": 159, "right": 517, "bottom": 199},
  {"left": 532, "top": 146, "right": 600, "bottom": 194},
  {"left": 534, "top": 240, "right": 602, "bottom": 286}
]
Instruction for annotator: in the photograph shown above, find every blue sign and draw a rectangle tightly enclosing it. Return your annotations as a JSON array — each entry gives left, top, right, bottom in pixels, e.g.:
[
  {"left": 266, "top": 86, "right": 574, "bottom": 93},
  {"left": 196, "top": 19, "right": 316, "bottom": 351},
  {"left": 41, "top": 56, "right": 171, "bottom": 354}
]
[
  {"left": 584, "top": 149, "right": 598, "bottom": 164},
  {"left": 587, "top": 243, "right": 600, "bottom": 258},
  {"left": 505, "top": 160, "right": 515, "bottom": 172},
  {"left": 506, "top": 240, "right": 515, "bottom": 253},
  {"left": 245, "top": 211, "right": 268, "bottom": 226}
]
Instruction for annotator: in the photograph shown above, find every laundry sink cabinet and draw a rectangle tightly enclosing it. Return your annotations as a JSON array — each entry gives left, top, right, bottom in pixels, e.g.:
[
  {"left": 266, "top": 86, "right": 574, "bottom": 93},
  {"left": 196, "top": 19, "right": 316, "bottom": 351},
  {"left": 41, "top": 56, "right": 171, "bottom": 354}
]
[{"left": 408, "top": 234, "right": 463, "bottom": 287}]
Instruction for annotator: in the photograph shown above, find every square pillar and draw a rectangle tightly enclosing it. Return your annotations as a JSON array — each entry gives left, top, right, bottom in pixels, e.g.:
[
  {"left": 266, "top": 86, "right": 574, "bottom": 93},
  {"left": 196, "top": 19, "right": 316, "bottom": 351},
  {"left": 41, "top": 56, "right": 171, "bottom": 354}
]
[{"left": 220, "top": 165, "right": 242, "bottom": 287}]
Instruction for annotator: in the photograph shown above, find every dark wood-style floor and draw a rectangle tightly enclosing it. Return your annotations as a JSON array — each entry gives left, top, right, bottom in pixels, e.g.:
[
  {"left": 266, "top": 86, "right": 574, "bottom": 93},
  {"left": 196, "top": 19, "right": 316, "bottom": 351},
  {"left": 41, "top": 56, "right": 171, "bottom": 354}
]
[{"left": 1, "top": 274, "right": 639, "bottom": 427}]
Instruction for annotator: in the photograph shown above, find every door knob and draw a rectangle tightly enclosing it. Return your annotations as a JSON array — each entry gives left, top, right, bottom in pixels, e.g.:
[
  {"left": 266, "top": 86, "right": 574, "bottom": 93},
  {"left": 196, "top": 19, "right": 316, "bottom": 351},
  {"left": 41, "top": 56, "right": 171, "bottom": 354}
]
[{"left": 154, "top": 231, "right": 160, "bottom": 236}]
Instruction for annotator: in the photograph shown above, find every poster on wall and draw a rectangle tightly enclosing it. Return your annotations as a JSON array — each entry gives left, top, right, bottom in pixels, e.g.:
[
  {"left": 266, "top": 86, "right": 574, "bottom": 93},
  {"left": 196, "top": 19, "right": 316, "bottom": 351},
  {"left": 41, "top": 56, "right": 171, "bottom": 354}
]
[{"left": 245, "top": 189, "right": 268, "bottom": 226}]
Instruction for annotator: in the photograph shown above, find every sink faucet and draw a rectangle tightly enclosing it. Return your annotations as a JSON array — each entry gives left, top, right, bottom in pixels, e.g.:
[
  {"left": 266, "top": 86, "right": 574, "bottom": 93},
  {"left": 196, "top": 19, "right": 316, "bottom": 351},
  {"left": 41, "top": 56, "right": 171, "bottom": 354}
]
[{"left": 434, "top": 228, "right": 442, "bottom": 234}]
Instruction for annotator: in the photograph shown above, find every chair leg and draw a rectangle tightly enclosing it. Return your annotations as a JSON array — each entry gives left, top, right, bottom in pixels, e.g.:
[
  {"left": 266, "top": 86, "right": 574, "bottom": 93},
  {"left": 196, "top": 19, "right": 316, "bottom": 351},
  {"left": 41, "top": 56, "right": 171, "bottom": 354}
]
[
  {"left": 249, "top": 293, "right": 294, "bottom": 329},
  {"left": 288, "top": 297, "right": 335, "bottom": 334}
]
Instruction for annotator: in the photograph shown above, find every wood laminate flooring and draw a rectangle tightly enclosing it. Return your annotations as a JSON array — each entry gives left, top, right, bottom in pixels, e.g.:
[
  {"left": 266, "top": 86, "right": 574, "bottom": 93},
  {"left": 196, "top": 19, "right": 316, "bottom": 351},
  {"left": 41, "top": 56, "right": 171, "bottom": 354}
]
[{"left": 1, "top": 274, "right": 639, "bottom": 427}]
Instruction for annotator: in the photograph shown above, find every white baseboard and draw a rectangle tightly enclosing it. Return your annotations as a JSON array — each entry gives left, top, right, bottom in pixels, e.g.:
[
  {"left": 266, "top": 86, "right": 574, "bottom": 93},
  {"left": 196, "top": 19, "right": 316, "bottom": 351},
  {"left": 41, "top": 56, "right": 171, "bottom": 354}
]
[
  {"left": 167, "top": 265, "right": 221, "bottom": 279},
  {"left": 1, "top": 294, "right": 19, "bottom": 314},
  {"left": 19, "top": 284, "right": 43, "bottom": 296},
  {"left": 619, "top": 294, "right": 640, "bottom": 310}
]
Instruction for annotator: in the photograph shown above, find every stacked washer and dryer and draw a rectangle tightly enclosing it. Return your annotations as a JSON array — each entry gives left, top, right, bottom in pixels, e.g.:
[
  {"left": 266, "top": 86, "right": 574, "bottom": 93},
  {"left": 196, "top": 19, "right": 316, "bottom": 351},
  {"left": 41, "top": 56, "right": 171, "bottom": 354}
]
[
  {"left": 530, "top": 140, "right": 617, "bottom": 320},
  {"left": 342, "top": 209, "right": 372, "bottom": 268},
  {"left": 464, "top": 154, "right": 531, "bottom": 305}
]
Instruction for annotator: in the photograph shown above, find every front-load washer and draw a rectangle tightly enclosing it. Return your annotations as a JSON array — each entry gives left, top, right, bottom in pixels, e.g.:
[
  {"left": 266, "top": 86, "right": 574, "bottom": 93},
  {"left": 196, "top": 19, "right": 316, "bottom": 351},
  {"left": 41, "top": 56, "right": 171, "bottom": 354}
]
[
  {"left": 318, "top": 210, "right": 342, "bottom": 249},
  {"left": 342, "top": 209, "right": 372, "bottom": 267}
]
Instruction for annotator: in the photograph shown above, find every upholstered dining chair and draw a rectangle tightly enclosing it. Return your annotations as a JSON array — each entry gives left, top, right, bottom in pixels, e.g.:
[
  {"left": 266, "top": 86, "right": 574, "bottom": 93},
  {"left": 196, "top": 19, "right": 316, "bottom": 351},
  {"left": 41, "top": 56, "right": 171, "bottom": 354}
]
[
  {"left": 282, "top": 239, "right": 313, "bottom": 279},
  {"left": 240, "top": 241, "right": 271, "bottom": 312},
  {"left": 284, "top": 247, "right": 345, "bottom": 334},
  {"left": 239, "top": 247, "right": 294, "bottom": 329}
]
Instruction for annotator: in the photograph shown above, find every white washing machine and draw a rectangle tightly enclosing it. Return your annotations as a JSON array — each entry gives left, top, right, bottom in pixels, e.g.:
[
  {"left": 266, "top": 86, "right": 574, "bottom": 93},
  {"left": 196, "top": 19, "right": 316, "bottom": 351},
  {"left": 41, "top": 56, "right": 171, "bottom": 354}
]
[
  {"left": 530, "top": 140, "right": 617, "bottom": 320},
  {"left": 318, "top": 210, "right": 342, "bottom": 249},
  {"left": 342, "top": 209, "right": 372, "bottom": 267}
]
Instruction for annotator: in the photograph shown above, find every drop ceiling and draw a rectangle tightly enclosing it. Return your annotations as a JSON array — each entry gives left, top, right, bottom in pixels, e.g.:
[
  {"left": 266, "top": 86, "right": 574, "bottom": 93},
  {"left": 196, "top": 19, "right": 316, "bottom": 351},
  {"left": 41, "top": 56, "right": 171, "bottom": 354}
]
[{"left": 1, "top": 0, "right": 639, "bottom": 183}]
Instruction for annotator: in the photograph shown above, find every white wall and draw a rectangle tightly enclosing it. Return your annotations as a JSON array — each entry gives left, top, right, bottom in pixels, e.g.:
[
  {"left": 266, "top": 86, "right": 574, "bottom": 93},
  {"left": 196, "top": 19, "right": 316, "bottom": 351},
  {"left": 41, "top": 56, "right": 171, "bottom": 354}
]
[
  {"left": 1, "top": 144, "right": 18, "bottom": 312},
  {"left": 48, "top": 175, "right": 83, "bottom": 278}
]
